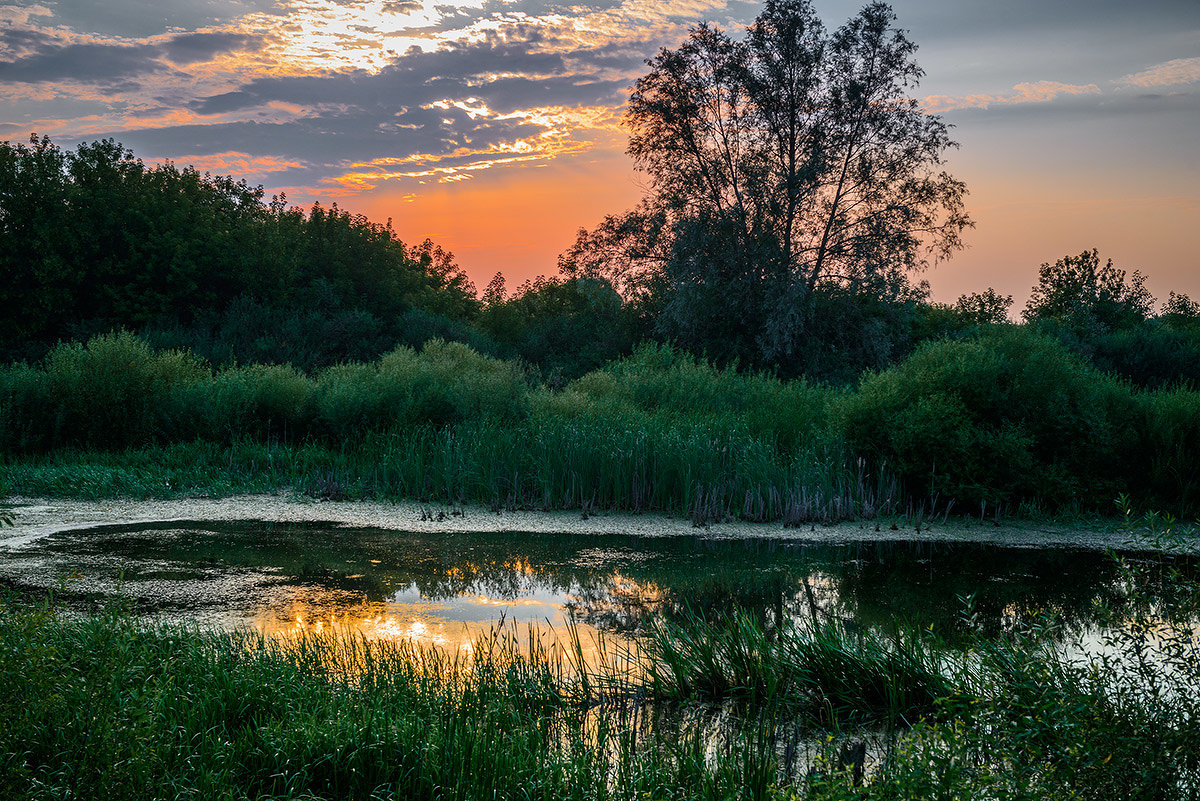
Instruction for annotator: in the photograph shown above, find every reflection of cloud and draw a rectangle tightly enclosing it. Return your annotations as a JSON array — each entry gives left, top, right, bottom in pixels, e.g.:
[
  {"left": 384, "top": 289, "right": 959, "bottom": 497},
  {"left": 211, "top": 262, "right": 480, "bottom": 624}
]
[
  {"left": 1117, "top": 57, "right": 1200, "bottom": 88},
  {"left": 923, "top": 80, "right": 1100, "bottom": 113}
]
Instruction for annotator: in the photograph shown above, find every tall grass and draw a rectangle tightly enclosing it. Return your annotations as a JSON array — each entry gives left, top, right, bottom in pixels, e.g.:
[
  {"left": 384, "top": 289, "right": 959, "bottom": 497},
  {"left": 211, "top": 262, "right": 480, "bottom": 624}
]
[
  {"left": 639, "top": 608, "right": 953, "bottom": 728},
  {"left": 1, "top": 337, "right": 882, "bottom": 520},
  {"left": 0, "top": 597, "right": 812, "bottom": 801}
]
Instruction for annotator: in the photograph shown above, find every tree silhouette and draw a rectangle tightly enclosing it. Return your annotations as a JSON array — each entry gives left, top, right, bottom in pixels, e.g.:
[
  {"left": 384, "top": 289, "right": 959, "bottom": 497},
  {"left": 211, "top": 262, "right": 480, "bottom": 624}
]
[
  {"left": 1023, "top": 249, "right": 1155, "bottom": 333},
  {"left": 562, "top": 0, "right": 971, "bottom": 366}
]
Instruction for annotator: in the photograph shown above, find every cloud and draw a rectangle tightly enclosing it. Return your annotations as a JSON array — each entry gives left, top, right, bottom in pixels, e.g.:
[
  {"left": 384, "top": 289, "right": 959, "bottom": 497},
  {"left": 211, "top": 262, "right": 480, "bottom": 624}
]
[
  {"left": 0, "top": 40, "right": 166, "bottom": 83},
  {"left": 166, "top": 151, "right": 308, "bottom": 176},
  {"left": 0, "top": 0, "right": 699, "bottom": 194},
  {"left": 923, "top": 81, "right": 1101, "bottom": 113},
  {"left": 0, "top": 4, "right": 53, "bottom": 26},
  {"left": 163, "top": 32, "right": 262, "bottom": 65},
  {"left": 0, "top": 25, "right": 56, "bottom": 58},
  {"left": 1117, "top": 57, "right": 1200, "bottom": 88},
  {"left": 0, "top": 26, "right": 262, "bottom": 85}
]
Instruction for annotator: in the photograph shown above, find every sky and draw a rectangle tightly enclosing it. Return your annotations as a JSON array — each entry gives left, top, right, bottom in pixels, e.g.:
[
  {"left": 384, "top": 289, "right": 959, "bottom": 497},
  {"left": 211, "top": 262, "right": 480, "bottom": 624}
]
[{"left": 2, "top": 0, "right": 1198, "bottom": 308}]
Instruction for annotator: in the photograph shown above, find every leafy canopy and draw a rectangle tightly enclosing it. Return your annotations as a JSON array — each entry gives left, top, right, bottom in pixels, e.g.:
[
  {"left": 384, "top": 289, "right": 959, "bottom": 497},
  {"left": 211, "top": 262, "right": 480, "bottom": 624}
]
[
  {"left": 562, "top": 0, "right": 971, "bottom": 367},
  {"left": 1023, "top": 248, "right": 1154, "bottom": 332}
]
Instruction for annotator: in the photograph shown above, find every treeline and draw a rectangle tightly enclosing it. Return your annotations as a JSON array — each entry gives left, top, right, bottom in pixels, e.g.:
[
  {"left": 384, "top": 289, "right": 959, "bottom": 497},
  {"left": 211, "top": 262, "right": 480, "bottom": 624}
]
[
  {"left": 3, "top": 135, "right": 1200, "bottom": 515},
  {"left": 0, "top": 136, "right": 479, "bottom": 367},
  {"left": 4, "top": 136, "right": 1200, "bottom": 388}
]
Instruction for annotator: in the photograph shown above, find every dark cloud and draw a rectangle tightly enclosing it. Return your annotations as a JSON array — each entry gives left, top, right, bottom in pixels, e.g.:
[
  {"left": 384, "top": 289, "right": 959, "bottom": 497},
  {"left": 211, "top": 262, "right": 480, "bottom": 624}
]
[
  {"left": 0, "top": 26, "right": 58, "bottom": 58},
  {"left": 945, "top": 88, "right": 1200, "bottom": 123},
  {"left": 0, "top": 40, "right": 166, "bottom": 83},
  {"left": 190, "top": 34, "right": 630, "bottom": 118},
  {"left": 192, "top": 90, "right": 256, "bottom": 114},
  {"left": 819, "top": 0, "right": 1200, "bottom": 41},
  {"left": 163, "top": 31, "right": 260, "bottom": 64},
  {"left": 81, "top": 110, "right": 546, "bottom": 172},
  {"left": 43, "top": 0, "right": 282, "bottom": 38},
  {"left": 0, "top": 27, "right": 261, "bottom": 84},
  {"left": 79, "top": 32, "right": 634, "bottom": 182}
]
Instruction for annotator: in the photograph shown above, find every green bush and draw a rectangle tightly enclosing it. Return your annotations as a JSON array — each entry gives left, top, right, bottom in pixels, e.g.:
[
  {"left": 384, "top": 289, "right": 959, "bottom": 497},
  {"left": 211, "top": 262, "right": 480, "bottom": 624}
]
[
  {"left": 564, "top": 343, "right": 838, "bottom": 452},
  {"left": 194, "top": 364, "right": 314, "bottom": 442},
  {"left": 312, "top": 340, "right": 529, "bottom": 438},
  {"left": 1139, "top": 389, "right": 1200, "bottom": 514},
  {"left": 838, "top": 327, "right": 1142, "bottom": 509},
  {"left": 0, "top": 331, "right": 207, "bottom": 451}
]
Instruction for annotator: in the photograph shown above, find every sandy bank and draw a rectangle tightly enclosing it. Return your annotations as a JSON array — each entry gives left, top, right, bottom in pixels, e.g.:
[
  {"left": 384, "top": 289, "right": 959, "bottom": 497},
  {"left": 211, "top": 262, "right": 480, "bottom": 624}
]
[{"left": 0, "top": 493, "right": 1170, "bottom": 553}]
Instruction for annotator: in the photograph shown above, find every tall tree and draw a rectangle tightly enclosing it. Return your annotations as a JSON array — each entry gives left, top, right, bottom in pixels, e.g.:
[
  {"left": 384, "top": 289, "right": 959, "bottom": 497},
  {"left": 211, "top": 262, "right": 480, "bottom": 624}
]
[{"left": 561, "top": 0, "right": 970, "bottom": 366}]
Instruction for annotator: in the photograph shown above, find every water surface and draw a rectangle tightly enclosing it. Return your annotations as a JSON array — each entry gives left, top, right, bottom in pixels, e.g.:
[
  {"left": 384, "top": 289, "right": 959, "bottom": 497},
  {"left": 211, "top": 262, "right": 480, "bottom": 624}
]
[{"left": 1, "top": 519, "right": 1186, "bottom": 650}]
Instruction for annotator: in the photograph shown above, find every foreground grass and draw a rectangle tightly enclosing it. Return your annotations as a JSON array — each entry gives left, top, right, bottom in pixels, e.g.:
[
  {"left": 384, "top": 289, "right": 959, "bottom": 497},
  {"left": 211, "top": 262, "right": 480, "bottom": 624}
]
[{"left": 3, "top": 510, "right": 1198, "bottom": 801}]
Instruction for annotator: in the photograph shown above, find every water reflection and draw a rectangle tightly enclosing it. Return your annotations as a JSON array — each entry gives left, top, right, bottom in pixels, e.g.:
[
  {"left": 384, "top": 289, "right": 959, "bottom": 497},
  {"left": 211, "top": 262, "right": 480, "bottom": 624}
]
[{"left": 0, "top": 520, "right": 1191, "bottom": 649}]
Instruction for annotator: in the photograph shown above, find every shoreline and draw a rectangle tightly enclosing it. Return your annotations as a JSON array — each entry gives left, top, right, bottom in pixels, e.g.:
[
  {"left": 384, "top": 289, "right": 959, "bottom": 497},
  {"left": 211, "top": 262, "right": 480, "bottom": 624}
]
[{"left": 0, "top": 492, "right": 1168, "bottom": 553}]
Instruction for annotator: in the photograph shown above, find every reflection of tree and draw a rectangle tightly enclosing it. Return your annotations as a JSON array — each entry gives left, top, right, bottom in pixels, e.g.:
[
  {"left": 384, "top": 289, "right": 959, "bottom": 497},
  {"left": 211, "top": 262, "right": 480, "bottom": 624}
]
[
  {"left": 39, "top": 520, "right": 1197, "bottom": 644},
  {"left": 822, "top": 542, "right": 1164, "bottom": 643}
]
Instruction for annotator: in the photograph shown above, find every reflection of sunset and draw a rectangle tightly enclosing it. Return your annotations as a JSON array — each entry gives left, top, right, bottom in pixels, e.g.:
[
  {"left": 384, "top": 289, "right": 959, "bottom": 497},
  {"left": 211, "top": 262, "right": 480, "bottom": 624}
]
[{"left": 250, "top": 591, "right": 616, "bottom": 667}]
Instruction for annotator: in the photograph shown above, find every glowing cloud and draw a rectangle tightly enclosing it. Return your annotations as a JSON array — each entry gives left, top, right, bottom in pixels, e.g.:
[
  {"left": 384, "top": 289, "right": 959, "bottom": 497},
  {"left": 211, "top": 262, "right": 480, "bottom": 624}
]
[
  {"left": 923, "top": 81, "right": 1101, "bottom": 113},
  {"left": 164, "top": 151, "right": 307, "bottom": 175},
  {"left": 1117, "top": 57, "right": 1200, "bottom": 88}
]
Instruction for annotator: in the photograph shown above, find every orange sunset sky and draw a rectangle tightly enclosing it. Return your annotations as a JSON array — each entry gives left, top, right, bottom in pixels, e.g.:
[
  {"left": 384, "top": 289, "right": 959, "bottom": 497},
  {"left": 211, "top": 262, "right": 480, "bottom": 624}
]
[{"left": 1, "top": 0, "right": 1197, "bottom": 307}]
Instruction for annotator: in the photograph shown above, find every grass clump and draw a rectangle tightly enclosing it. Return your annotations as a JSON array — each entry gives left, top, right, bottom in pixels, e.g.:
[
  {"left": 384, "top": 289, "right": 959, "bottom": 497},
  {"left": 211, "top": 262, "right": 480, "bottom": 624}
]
[
  {"left": 0, "top": 600, "right": 800, "bottom": 801},
  {"left": 642, "top": 609, "right": 953, "bottom": 728}
]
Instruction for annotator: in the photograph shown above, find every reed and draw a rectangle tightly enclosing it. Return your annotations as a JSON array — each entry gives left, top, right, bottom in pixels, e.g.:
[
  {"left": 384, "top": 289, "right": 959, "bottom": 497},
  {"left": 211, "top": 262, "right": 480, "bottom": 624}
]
[
  {"left": 640, "top": 608, "right": 954, "bottom": 727},
  {"left": 0, "top": 599, "right": 805, "bottom": 801}
]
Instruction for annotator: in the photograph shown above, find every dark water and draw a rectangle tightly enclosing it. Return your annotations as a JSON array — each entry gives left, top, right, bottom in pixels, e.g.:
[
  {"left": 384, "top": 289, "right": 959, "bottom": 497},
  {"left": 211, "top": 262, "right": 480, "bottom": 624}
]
[{"left": 1, "top": 520, "right": 1187, "bottom": 649}]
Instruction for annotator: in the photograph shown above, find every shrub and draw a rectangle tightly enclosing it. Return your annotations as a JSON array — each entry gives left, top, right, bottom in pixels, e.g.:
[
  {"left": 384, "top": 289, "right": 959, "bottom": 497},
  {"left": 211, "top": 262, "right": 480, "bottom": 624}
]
[
  {"left": 193, "top": 364, "right": 314, "bottom": 442},
  {"left": 1139, "top": 389, "right": 1200, "bottom": 515},
  {"left": 565, "top": 343, "right": 838, "bottom": 452},
  {"left": 312, "top": 340, "right": 529, "bottom": 438},
  {"left": 838, "top": 327, "right": 1142, "bottom": 509},
  {"left": 0, "top": 331, "right": 207, "bottom": 451}
]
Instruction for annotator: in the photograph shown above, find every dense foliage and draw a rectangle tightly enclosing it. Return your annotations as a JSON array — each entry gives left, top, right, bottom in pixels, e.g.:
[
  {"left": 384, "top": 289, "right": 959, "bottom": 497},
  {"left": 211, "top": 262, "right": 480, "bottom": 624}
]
[
  {"left": 0, "top": 136, "right": 478, "bottom": 364},
  {"left": 2, "top": 331, "right": 1199, "bottom": 517}
]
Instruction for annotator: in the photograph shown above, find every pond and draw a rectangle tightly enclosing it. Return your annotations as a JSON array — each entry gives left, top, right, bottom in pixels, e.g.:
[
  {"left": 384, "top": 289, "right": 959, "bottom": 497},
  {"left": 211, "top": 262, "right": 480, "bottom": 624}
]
[{"left": 0, "top": 518, "right": 1185, "bottom": 650}]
